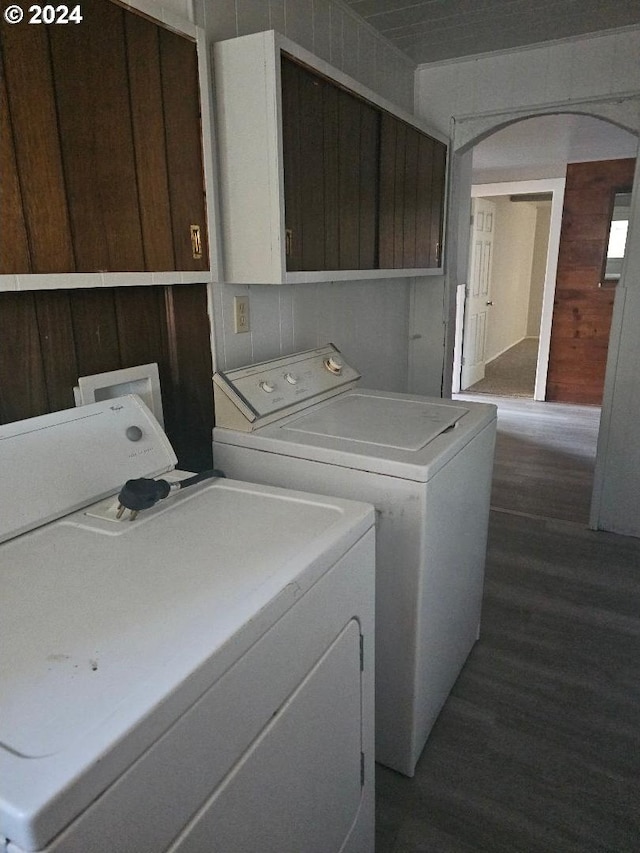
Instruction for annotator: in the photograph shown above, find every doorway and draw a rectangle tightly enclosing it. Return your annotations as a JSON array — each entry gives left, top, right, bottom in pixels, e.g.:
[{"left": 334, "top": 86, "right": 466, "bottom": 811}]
[
  {"left": 451, "top": 114, "right": 638, "bottom": 403},
  {"left": 453, "top": 178, "right": 565, "bottom": 399}
]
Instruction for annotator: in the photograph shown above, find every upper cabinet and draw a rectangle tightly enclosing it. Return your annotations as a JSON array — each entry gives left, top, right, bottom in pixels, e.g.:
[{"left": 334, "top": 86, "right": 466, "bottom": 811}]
[
  {"left": 378, "top": 112, "right": 446, "bottom": 270},
  {"left": 213, "top": 31, "right": 447, "bottom": 285},
  {"left": 0, "top": 0, "right": 215, "bottom": 284}
]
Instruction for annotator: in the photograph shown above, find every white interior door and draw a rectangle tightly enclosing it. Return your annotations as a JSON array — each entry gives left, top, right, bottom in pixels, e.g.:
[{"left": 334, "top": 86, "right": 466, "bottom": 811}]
[{"left": 461, "top": 198, "right": 495, "bottom": 390}]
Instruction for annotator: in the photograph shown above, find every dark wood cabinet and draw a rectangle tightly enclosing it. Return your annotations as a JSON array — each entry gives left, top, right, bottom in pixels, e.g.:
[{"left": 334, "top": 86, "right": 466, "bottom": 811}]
[
  {"left": 378, "top": 112, "right": 446, "bottom": 269},
  {"left": 214, "top": 32, "right": 446, "bottom": 284},
  {"left": 282, "top": 58, "right": 380, "bottom": 271},
  {"left": 0, "top": 0, "right": 208, "bottom": 276},
  {"left": 281, "top": 55, "right": 445, "bottom": 275}
]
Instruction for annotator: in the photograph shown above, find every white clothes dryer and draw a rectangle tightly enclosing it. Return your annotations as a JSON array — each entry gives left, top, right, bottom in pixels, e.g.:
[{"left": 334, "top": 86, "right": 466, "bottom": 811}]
[
  {"left": 0, "top": 396, "right": 375, "bottom": 853},
  {"left": 213, "top": 345, "right": 497, "bottom": 777}
]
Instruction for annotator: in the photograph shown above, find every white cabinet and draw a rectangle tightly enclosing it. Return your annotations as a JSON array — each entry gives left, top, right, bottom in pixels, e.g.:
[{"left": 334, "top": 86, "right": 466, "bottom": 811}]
[{"left": 213, "top": 30, "right": 447, "bottom": 285}]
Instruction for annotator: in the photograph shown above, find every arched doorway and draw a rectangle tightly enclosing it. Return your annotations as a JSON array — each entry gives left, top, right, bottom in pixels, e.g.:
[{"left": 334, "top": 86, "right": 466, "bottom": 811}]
[
  {"left": 451, "top": 113, "right": 638, "bottom": 402},
  {"left": 442, "top": 103, "right": 640, "bottom": 533}
]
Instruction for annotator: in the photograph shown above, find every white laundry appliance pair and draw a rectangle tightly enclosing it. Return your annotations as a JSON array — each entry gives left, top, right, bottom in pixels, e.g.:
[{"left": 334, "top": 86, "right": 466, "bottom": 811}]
[
  {"left": 0, "top": 395, "right": 375, "bottom": 852},
  {"left": 213, "top": 344, "right": 497, "bottom": 777}
]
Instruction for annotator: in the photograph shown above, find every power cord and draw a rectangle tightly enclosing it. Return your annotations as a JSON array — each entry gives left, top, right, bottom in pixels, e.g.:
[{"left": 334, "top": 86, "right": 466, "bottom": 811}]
[{"left": 116, "top": 469, "right": 225, "bottom": 520}]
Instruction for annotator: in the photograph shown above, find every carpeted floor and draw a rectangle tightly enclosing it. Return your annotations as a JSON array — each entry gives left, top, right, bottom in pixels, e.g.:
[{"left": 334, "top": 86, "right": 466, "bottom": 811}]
[{"left": 467, "top": 338, "right": 538, "bottom": 397}]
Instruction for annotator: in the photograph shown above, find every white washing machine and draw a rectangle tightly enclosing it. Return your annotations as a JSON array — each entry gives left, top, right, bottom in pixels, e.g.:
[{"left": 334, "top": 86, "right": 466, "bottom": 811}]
[
  {"left": 0, "top": 395, "right": 375, "bottom": 853},
  {"left": 213, "top": 345, "right": 497, "bottom": 777}
]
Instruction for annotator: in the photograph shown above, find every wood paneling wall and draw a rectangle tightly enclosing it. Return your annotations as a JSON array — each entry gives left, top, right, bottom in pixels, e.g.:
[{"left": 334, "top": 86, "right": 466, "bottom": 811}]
[
  {"left": 0, "top": 285, "right": 214, "bottom": 471},
  {"left": 546, "top": 159, "right": 635, "bottom": 405}
]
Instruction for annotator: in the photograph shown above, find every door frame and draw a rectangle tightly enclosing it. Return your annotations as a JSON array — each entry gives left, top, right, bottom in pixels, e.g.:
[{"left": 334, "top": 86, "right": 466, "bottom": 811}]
[{"left": 453, "top": 177, "right": 565, "bottom": 398}]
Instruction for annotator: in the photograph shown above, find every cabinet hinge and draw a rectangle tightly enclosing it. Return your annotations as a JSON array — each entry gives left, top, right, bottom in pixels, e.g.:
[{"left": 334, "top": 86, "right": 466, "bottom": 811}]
[
  {"left": 360, "top": 752, "right": 365, "bottom": 787},
  {"left": 359, "top": 634, "right": 364, "bottom": 671}
]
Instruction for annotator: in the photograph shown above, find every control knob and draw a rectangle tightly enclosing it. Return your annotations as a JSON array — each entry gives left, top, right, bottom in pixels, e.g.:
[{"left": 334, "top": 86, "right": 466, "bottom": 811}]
[
  {"left": 324, "top": 355, "right": 343, "bottom": 375},
  {"left": 259, "top": 380, "right": 276, "bottom": 393}
]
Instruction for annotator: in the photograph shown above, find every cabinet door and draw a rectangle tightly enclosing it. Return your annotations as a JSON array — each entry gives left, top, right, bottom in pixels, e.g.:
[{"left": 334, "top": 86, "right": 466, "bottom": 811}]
[
  {"left": 428, "top": 139, "right": 447, "bottom": 267},
  {"left": 1, "top": 25, "right": 75, "bottom": 273},
  {"left": 159, "top": 26, "right": 210, "bottom": 272},
  {"left": 338, "top": 91, "right": 379, "bottom": 271},
  {"left": 49, "top": 0, "right": 145, "bottom": 272},
  {"left": 281, "top": 57, "right": 379, "bottom": 272},
  {"left": 281, "top": 58, "right": 327, "bottom": 271},
  {"left": 379, "top": 112, "right": 446, "bottom": 269},
  {"left": 124, "top": 11, "right": 176, "bottom": 271},
  {"left": 0, "top": 0, "right": 208, "bottom": 275}
]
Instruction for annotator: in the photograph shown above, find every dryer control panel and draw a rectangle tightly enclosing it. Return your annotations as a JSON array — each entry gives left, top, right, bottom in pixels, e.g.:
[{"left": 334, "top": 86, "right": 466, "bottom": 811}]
[
  {"left": 213, "top": 345, "right": 360, "bottom": 431},
  {"left": 0, "top": 395, "right": 176, "bottom": 543}
]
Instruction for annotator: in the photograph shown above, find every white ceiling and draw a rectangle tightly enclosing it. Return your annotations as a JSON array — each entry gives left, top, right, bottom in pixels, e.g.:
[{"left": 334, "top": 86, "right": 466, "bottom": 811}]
[{"left": 342, "top": 0, "right": 640, "bottom": 64}]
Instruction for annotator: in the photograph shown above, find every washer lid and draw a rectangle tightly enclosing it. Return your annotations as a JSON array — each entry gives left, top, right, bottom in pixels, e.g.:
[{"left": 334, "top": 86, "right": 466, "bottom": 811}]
[
  {"left": 215, "top": 389, "right": 497, "bottom": 481},
  {"left": 286, "top": 393, "right": 466, "bottom": 450}
]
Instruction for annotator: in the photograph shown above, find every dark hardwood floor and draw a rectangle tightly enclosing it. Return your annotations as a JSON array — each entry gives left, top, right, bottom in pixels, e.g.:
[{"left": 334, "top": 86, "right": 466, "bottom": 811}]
[
  {"left": 375, "top": 396, "right": 640, "bottom": 852},
  {"left": 472, "top": 394, "right": 601, "bottom": 524}
]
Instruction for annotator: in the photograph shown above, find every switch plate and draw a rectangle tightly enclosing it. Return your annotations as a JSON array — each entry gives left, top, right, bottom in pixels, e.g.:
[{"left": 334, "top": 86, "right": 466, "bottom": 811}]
[{"left": 233, "top": 296, "right": 250, "bottom": 333}]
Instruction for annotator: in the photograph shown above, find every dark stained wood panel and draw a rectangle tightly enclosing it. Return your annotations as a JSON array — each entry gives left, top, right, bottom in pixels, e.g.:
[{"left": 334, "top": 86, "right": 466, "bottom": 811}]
[
  {"left": 159, "top": 27, "right": 209, "bottom": 272},
  {"left": 377, "top": 111, "right": 446, "bottom": 270},
  {"left": 113, "top": 287, "right": 173, "bottom": 430},
  {"left": 430, "top": 141, "right": 446, "bottom": 266},
  {"left": 402, "top": 126, "right": 419, "bottom": 268},
  {"left": 49, "top": 0, "right": 144, "bottom": 272},
  {"left": 358, "top": 102, "right": 379, "bottom": 269},
  {"left": 556, "top": 239, "right": 609, "bottom": 270},
  {"left": 69, "top": 290, "right": 121, "bottom": 377},
  {"left": 124, "top": 12, "right": 176, "bottom": 271},
  {"left": 392, "top": 119, "right": 406, "bottom": 268},
  {"left": 546, "top": 158, "right": 635, "bottom": 405},
  {"left": 163, "top": 286, "right": 214, "bottom": 471},
  {"left": 322, "top": 83, "right": 340, "bottom": 271},
  {"left": 338, "top": 89, "right": 362, "bottom": 270},
  {"left": 298, "top": 66, "right": 327, "bottom": 271},
  {"left": 0, "top": 53, "right": 31, "bottom": 273},
  {"left": 0, "top": 293, "right": 48, "bottom": 421},
  {"left": 281, "top": 56, "right": 380, "bottom": 272},
  {"left": 1, "top": 24, "right": 75, "bottom": 273},
  {"left": 33, "top": 292, "right": 79, "bottom": 413},
  {"left": 114, "top": 287, "right": 168, "bottom": 370},
  {"left": 415, "top": 133, "right": 435, "bottom": 268},
  {"left": 378, "top": 112, "right": 397, "bottom": 270}
]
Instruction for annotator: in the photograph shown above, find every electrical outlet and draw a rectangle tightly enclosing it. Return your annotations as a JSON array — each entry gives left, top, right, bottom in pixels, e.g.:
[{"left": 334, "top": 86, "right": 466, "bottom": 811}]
[{"left": 233, "top": 295, "right": 250, "bottom": 333}]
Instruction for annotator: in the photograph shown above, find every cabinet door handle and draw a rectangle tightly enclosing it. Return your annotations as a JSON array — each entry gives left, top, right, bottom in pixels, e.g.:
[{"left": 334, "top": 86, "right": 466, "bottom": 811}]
[
  {"left": 190, "top": 225, "right": 202, "bottom": 259},
  {"left": 285, "top": 228, "right": 293, "bottom": 257}
]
